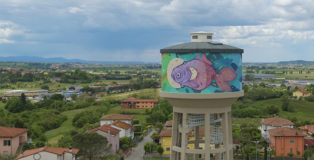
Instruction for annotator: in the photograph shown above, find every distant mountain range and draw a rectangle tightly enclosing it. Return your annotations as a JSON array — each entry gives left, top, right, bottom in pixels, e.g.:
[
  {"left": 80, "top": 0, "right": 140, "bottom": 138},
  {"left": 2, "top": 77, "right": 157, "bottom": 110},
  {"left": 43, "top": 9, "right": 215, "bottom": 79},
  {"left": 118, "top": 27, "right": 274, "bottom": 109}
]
[
  {"left": 277, "top": 60, "right": 314, "bottom": 65},
  {"left": 0, "top": 56, "right": 313, "bottom": 65},
  {"left": 244, "top": 60, "right": 314, "bottom": 65},
  {"left": 0, "top": 56, "right": 148, "bottom": 64}
]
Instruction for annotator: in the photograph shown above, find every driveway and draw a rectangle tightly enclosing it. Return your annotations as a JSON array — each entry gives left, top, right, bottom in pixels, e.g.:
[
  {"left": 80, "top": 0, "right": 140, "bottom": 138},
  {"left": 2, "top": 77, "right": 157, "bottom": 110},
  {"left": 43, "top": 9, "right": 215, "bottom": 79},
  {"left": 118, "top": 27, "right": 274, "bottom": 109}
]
[{"left": 126, "top": 130, "right": 156, "bottom": 160}]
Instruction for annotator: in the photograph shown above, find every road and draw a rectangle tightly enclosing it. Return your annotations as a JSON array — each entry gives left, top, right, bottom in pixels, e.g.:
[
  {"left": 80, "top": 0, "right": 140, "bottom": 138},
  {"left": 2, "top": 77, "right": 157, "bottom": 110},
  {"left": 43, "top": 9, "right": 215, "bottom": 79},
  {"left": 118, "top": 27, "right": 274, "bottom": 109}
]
[{"left": 126, "top": 130, "right": 155, "bottom": 160}]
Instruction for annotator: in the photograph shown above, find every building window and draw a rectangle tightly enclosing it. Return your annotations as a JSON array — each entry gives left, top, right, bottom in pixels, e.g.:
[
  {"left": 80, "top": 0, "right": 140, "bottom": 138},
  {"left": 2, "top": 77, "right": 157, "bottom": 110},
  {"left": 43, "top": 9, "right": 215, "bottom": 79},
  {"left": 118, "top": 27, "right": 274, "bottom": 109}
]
[
  {"left": 166, "top": 147, "right": 170, "bottom": 151},
  {"left": 192, "top": 35, "right": 198, "bottom": 39},
  {"left": 3, "top": 140, "right": 11, "bottom": 146},
  {"left": 290, "top": 148, "right": 293, "bottom": 153},
  {"left": 207, "top": 36, "right": 212, "bottom": 39},
  {"left": 290, "top": 138, "right": 294, "bottom": 143}
]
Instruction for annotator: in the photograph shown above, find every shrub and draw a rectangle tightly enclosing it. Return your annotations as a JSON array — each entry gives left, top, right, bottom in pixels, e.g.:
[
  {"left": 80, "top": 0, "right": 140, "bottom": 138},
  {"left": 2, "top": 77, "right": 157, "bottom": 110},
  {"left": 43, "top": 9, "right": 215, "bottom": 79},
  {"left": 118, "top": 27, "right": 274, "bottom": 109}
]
[
  {"left": 265, "top": 105, "right": 279, "bottom": 115},
  {"left": 305, "top": 95, "right": 314, "bottom": 102}
]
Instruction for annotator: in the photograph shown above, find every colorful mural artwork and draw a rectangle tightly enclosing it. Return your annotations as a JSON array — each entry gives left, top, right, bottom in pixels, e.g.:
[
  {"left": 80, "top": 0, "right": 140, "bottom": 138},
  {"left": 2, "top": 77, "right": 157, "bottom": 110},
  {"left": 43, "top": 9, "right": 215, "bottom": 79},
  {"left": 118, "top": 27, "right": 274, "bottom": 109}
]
[{"left": 161, "top": 53, "right": 242, "bottom": 93}]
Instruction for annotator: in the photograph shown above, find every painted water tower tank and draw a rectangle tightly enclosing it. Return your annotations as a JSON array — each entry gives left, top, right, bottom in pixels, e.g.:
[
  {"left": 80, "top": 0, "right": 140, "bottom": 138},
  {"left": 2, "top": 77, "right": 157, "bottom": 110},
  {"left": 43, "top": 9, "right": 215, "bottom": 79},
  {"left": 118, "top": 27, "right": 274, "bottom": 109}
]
[{"left": 160, "top": 32, "right": 244, "bottom": 160}]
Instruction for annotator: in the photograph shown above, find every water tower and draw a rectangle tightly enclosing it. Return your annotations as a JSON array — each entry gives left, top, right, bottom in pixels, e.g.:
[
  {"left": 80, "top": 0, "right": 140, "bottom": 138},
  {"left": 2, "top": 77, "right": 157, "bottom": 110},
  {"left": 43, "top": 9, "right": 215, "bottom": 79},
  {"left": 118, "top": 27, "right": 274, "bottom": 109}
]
[{"left": 160, "top": 32, "right": 243, "bottom": 160}]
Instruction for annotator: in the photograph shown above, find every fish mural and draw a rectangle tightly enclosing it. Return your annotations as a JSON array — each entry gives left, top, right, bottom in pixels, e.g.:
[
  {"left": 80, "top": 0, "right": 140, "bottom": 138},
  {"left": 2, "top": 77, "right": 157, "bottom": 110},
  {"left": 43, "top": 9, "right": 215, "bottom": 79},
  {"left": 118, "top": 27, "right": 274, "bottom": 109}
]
[
  {"left": 168, "top": 54, "right": 236, "bottom": 91},
  {"left": 162, "top": 53, "right": 242, "bottom": 93}
]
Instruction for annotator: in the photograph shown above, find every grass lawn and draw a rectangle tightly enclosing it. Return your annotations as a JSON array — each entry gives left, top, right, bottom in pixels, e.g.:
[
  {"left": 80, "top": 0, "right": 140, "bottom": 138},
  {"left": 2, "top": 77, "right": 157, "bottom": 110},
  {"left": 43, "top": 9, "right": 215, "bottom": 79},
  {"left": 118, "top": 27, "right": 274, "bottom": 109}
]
[
  {"left": 108, "top": 106, "right": 150, "bottom": 124},
  {"left": 233, "top": 118, "right": 261, "bottom": 128},
  {"left": 234, "top": 98, "right": 314, "bottom": 122},
  {"left": 45, "top": 88, "right": 157, "bottom": 145},
  {"left": 0, "top": 102, "right": 5, "bottom": 109},
  {"left": 45, "top": 108, "right": 88, "bottom": 145},
  {"left": 279, "top": 100, "right": 314, "bottom": 121},
  {"left": 279, "top": 73, "right": 314, "bottom": 80}
]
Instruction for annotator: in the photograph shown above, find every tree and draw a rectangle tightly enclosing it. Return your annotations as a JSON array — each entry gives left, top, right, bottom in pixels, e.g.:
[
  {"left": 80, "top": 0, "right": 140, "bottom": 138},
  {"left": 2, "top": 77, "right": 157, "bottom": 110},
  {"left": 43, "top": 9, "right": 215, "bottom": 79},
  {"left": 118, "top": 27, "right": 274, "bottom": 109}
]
[
  {"left": 120, "top": 137, "right": 134, "bottom": 151},
  {"left": 5, "top": 97, "right": 23, "bottom": 113},
  {"left": 239, "top": 123, "right": 262, "bottom": 160},
  {"left": 41, "top": 85, "right": 49, "bottom": 90},
  {"left": 265, "top": 105, "right": 279, "bottom": 115},
  {"left": 144, "top": 142, "right": 157, "bottom": 154},
  {"left": 304, "top": 149, "right": 313, "bottom": 160},
  {"left": 50, "top": 94, "right": 64, "bottom": 101},
  {"left": 21, "top": 93, "right": 26, "bottom": 105},
  {"left": 5, "top": 96, "right": 33, "bottom": 113},
  {"left": 151, "top": 133, "right": 160, "bottom": 143},
  {"left": 70, "top": 94, "right": 78, "bottom": 101},
  {"left": 245, "top": 74, "right": 254, "bottom": 81},
  {"left": 72, "top": 133, "right": 109, "bottom": 160},
  {"left": 58, "top": 135, "right": 73, "bottom": 148},
  {"left": 281, "top": 95, "right": 292, "bottom": 112},
  {"left": 157, "top": 146, "right": 164, "bottom": 156}
]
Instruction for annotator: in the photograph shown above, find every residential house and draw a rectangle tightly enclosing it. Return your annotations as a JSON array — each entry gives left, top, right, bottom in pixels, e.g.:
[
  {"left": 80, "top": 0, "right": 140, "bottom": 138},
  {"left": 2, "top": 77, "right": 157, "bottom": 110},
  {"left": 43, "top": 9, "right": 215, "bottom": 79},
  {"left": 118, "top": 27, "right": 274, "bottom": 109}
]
[
  {"left": 87, "top": 125, "right": 120, "bottom": 152},
  {"left": 293, "top": 87, "right": 312, "bottom": 99},
  {"left": 100, "top": 114, "right": 133, "bottom": 126},
  {"left": 160, "top": 129, "right": 172, "bottom": 155},
  {"left": 0, "top": 126, "right": 28, "bottom": 156},
  {"left": 299, "top": 125, "right": 314, "bottom": 137},
  {"left": 269, "top": 127, "right": 304, "bottom": 158},
  {"left": 121, "top": 97, "right": 158, "bottom": 109},
  {"left": 260, "top": 117, "right": 294, "bottom": 140},
  {"left": 165, "top": 120, "right": 173, "bottom": 129},
  {"left": 16, "top": 147, "right": 79, "bottom": 160},
  {"left": 111, "top": 121, "right": 134, "bottom": 139}
]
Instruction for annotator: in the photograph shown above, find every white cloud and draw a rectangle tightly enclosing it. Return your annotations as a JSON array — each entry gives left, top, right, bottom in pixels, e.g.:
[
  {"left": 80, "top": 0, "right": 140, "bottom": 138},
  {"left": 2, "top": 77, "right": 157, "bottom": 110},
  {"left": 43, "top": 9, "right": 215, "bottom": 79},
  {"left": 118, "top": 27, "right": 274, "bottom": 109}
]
[
  {"left": 0, "top": 0, "right": 313, "bottom": 62},
  {"left": 68, "top": 7, "right": 83, "bottom": 14},
  {"left": 0, "top": 21, "right": 23, "bottom": 44}
]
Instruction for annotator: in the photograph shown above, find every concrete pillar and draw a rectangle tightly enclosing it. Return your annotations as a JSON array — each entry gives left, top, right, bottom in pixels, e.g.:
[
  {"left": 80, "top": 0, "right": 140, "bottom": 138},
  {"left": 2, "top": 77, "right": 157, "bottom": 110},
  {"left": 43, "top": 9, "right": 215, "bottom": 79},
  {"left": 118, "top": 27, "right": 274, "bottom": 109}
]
[
  {"left": 171, "top": 112, "right": 179, "bottom": 160},
  {"left": 181, "top": 113, "right": 187, "bottom": 160},
  {"left": 162, "top": 92, "right": 243, "bottom": 160},
  {"left": 205, "top": 113, "right": 211, "bottom": 160}
]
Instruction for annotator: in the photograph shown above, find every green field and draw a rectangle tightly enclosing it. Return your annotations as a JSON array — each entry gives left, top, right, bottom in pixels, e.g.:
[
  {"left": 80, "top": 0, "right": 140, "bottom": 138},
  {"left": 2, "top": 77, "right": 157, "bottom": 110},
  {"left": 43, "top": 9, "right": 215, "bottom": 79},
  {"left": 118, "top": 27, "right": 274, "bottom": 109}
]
[
  {"left": 0, "top": 102, "right": 5, "bottom": 109},
  {"left": 234, "top": 98, "right": 314, "bottom": 123},
  {"left": 45, "top": 108, "right": 88, "bottom": 145},
  {"left": 279, "top": 73, "right": 314, "bottom": 80},
  {"left": 45, "top": 88, "right": 157, "bottom": 145}
]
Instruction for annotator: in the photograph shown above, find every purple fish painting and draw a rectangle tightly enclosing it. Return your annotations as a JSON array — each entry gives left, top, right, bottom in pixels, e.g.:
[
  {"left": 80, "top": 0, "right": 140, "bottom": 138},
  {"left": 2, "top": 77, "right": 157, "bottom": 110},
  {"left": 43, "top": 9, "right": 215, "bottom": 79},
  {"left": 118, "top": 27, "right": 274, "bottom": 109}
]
[{"left": 168, "top": 54, "right": 237, "bottom": 91}]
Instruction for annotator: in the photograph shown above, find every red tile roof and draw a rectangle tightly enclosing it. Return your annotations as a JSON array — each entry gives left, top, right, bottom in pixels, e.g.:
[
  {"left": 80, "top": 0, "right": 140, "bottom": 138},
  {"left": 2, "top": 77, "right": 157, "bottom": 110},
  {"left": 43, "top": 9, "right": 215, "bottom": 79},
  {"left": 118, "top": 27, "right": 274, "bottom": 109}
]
[
  {"left": 261, "top": 117, "right": 294, "bottom": 127},
  {"left": 269, "top": 127, "right": 305, "bottom": 137},
  {"left": 122, "top": 97, "right": 158, "bottom": 103},
  {"left": 100, "top": 114, "right": 134, "bottom": 121},
  {"left": 87, "top": 125, "right": 120, "bottom": 136},
  {"left": 160, "top": 128, "right": 172, "bottom": 137},
  {"left": 112, "top": 121, "right": 132, "bottom": 130},
  {"left": 16, "top": 147, "right": 79, "bottom": 159},
  {"left": 299, "top": 125, "right": 314, "bottom": 134},
  {"left": 0, "top": 126, "right": 28, "bottom": 138},
  {"left": 165, "top": 120, "right": 173, "bottom": 127}
]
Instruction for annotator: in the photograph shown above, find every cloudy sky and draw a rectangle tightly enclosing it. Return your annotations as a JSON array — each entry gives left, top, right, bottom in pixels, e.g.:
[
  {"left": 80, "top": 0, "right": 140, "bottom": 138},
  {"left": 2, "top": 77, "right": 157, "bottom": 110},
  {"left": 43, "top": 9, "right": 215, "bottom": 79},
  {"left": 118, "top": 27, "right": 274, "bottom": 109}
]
[{"left": 0, "top": 0, "right": 313, "bottom": 62}]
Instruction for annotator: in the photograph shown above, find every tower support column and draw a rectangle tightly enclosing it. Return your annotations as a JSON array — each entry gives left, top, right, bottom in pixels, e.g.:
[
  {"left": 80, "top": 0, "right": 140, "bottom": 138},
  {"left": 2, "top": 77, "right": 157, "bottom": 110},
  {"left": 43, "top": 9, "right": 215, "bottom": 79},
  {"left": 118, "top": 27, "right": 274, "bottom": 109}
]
[{"left": 162, "top": 92, "right": 243, "bottom": 160}]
